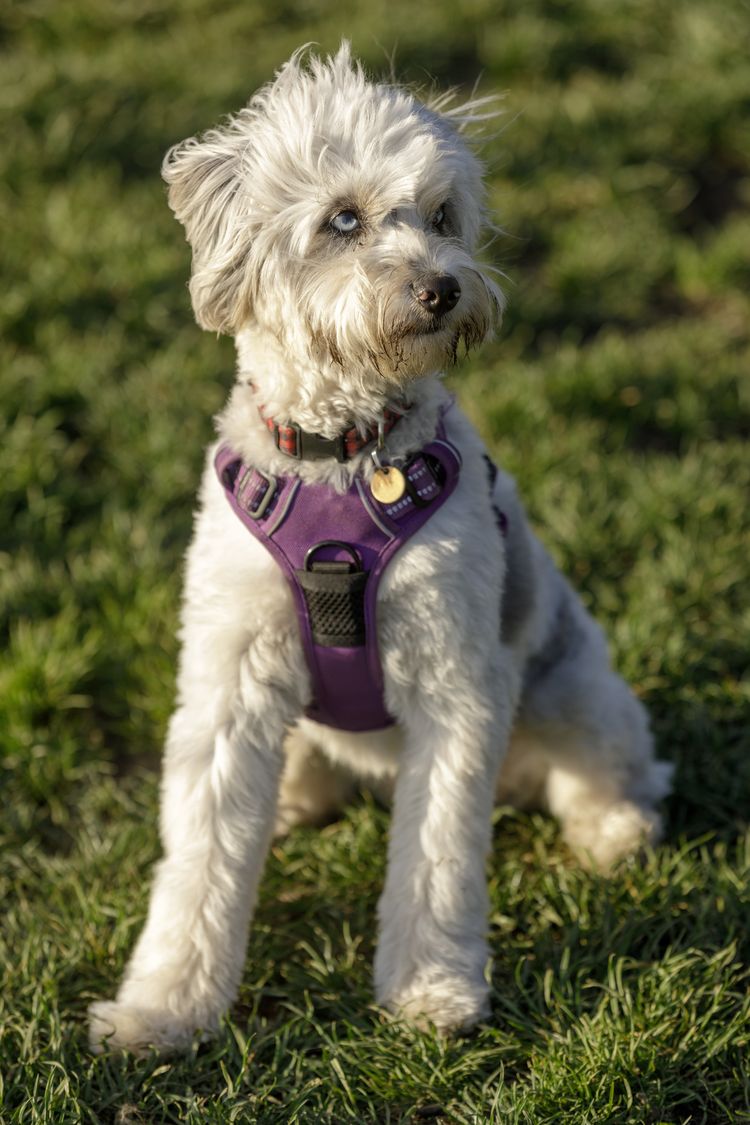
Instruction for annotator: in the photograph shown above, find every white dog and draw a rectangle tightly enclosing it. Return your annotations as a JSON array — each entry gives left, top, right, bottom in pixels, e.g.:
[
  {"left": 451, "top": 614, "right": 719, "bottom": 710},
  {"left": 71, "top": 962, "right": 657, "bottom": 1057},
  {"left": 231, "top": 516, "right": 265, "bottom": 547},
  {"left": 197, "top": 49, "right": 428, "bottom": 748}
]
[{"left": 89, "top": 43, "right": 672, "bottom": 1054}]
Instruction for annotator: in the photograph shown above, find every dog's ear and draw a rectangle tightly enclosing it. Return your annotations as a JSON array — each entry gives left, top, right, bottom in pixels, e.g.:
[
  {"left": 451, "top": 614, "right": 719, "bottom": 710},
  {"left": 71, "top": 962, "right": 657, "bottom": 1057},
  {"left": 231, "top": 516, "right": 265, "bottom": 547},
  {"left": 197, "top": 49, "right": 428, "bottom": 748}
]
[{"left": 162, "top": 120, "right": 255, "bottom": 334}]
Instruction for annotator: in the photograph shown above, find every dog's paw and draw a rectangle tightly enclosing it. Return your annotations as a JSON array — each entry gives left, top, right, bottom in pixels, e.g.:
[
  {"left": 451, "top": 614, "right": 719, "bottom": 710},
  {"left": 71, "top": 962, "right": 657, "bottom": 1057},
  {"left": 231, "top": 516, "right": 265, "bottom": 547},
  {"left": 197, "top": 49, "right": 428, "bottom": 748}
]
[
  {"left": 88, "top": 999, "right": 212, "bottom": 1056},
  {"left": 565, "top": 800, "right": 663, "bottom": 872},
  {"left": 381, "top": 971, "right": 489, "bottom": 1033}
]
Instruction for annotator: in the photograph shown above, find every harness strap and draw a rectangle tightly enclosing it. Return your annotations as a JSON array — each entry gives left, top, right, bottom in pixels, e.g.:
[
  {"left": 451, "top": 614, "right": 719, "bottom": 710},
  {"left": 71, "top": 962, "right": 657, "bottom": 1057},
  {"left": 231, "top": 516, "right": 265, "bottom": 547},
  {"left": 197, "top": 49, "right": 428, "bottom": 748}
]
[{"left": 215, "top": 415, "right": 462, "bottom": 731}]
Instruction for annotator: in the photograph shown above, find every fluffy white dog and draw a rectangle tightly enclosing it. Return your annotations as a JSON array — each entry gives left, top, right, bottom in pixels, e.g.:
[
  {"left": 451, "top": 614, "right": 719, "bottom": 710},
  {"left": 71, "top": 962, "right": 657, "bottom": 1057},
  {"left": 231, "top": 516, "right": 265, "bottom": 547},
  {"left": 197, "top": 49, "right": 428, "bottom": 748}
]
[{"left": 89, "top": 43, "right": 672, "bottom": 1054}]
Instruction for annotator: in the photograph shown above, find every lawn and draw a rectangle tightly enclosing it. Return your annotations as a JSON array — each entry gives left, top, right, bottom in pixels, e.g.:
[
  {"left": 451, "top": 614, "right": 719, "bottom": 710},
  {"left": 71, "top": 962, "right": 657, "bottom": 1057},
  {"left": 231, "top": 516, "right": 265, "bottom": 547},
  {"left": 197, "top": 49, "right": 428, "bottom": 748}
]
[{"left": 1, "top": 0, "right": 749, "bottom": 1121}]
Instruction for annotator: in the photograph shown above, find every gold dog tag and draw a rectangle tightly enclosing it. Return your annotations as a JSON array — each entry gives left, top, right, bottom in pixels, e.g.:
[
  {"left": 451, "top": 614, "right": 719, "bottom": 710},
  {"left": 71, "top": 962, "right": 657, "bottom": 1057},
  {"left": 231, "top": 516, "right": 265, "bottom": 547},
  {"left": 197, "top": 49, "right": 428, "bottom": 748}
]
[{"left": 371, "top": 466, "right": 406, "bottom": 503}]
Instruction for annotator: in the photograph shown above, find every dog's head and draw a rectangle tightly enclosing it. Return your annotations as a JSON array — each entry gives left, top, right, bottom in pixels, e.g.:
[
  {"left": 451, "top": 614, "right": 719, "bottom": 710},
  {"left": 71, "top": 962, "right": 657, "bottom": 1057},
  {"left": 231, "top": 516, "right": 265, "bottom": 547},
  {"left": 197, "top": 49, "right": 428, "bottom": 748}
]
[{"left": 163, "top": 43, "right": 503, "bottom": 387}]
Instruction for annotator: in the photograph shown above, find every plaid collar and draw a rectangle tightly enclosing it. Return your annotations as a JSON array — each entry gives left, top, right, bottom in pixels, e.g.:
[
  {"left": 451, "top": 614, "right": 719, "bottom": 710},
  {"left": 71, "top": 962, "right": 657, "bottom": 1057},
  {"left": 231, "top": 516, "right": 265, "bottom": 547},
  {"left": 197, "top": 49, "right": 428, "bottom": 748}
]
[{"left": 262, "top": 403, "right": 407, "bottom": 462}]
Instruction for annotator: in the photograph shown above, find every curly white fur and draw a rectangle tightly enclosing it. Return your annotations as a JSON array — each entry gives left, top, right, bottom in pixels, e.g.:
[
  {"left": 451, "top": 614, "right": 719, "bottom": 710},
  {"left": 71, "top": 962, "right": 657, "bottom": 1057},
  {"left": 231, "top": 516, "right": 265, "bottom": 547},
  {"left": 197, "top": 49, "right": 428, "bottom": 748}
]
[{"left": 89, "top": 43, "right": 672, "bottom": 1055}]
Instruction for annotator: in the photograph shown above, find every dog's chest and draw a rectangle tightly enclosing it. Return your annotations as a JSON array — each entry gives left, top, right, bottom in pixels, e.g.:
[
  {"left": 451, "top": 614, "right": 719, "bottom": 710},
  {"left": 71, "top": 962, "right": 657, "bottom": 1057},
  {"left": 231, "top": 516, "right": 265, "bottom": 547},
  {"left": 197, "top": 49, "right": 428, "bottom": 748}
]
[{"left": 212, "top": 423, "right": 465, "bottom": 732}]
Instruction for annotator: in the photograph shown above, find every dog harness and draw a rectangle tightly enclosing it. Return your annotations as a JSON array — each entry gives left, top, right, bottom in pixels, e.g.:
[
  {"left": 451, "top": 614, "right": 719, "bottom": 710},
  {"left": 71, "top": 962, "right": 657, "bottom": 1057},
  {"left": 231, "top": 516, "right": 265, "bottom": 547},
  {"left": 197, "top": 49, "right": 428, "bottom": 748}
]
[{"left": 215, "top": 411, "right": 462, "bottom": 732}]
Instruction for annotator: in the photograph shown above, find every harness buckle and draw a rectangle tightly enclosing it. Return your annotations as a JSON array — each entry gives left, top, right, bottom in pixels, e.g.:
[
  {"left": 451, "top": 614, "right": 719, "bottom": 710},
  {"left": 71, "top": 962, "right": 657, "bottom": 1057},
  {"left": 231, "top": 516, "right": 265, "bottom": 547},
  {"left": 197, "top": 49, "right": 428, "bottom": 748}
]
[
  {"left": 238, "top": 468, "right": 278, "bottom": 520},
  {"left": 286, "top": 423, "right": 346, "bottom": 462},
  {"left": 403, "top": 452, "right": 442, "bottom": 509}
]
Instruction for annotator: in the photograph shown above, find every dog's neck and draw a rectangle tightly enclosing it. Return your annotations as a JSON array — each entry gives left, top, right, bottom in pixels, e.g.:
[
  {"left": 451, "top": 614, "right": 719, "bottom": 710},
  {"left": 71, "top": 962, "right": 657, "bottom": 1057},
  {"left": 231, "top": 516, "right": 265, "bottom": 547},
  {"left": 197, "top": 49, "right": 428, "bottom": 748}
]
[
  {"left": 233, "top": 326, "right": 418, "bottom": 435},
  {"left": 217, "top": 327, "right": 448, "bottom": 487}
]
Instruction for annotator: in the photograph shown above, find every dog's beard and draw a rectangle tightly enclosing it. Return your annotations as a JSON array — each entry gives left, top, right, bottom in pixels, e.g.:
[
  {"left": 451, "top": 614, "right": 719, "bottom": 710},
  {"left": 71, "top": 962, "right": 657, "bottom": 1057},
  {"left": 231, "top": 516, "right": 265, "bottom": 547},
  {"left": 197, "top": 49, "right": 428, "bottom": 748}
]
[
  {"left": 298, "top": 266, "right": 498, "bottom": 386},
  {"left": 375, "top": 318, "right": 478, "bottom": 383}
]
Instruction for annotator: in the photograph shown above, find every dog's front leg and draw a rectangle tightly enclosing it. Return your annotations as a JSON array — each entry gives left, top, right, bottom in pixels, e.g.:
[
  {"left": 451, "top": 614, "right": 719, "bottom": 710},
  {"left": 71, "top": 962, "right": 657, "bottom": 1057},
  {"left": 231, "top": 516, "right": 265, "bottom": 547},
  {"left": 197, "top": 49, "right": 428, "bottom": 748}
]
[
  {"left": 375, "top": 645, "right": 515, "bottom": 1033},
  {"left": 89, "top": 624, "right": 306, "bottom": 1055}
]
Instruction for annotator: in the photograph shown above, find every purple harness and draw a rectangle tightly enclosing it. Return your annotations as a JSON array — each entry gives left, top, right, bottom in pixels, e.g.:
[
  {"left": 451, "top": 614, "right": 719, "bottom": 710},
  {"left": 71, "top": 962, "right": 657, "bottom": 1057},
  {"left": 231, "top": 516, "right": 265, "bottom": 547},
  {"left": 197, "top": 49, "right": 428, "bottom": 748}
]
[{"left": 215, "top": 417, "right": 462, "bottom": 731}]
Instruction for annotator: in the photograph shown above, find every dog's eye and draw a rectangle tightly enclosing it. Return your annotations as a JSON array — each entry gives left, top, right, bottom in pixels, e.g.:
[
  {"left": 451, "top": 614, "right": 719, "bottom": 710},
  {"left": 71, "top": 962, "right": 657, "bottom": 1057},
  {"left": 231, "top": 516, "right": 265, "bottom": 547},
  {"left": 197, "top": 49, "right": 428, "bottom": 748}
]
[
  {"left": 330, "top": 210, "right": 360, "bottom": 235},
  {"left": 432, "top": 205, "right": 447, "bottom": 230}
]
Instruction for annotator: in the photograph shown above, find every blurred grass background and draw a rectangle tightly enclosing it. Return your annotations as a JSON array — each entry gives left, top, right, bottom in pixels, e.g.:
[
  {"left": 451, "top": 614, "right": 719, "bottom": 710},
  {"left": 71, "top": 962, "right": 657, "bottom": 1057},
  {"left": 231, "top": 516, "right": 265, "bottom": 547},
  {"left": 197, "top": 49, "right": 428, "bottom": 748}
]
[{"left": 1, "top": 1, "right": 749, "bottom": 1121}]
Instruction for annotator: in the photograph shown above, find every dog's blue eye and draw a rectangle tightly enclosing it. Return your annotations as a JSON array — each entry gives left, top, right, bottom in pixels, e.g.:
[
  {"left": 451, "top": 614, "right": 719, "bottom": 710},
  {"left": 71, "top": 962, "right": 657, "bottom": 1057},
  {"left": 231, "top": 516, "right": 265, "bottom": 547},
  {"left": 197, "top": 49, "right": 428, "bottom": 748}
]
[
  {"left": 432, "top": 206, "right": 446, "bottom": 229},
  {"left": 331, "top": 210, "right": 360, "bottom": 234}
]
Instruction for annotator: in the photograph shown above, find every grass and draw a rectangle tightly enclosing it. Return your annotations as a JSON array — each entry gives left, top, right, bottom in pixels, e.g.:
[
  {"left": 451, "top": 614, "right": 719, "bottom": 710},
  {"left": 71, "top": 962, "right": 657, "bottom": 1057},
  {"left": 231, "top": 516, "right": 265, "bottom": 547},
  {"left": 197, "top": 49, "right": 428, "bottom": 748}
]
[{"left": 1, "top": 0, "right": 749, "bottom": 1120}]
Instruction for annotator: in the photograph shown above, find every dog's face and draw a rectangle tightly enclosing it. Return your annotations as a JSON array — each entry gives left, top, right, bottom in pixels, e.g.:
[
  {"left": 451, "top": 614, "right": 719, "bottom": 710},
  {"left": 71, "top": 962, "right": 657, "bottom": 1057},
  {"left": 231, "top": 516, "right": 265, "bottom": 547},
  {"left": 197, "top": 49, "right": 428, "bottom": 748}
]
[{"left": 164, "top": 44, "right": 503, "bottom": 387}]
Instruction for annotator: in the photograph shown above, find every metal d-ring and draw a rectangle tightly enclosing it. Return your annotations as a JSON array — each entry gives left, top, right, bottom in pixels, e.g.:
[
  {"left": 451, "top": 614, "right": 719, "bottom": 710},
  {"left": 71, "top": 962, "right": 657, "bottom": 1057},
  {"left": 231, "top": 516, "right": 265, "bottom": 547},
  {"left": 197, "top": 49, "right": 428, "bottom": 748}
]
[{"left": 304, "top": 540, "right": 363, "bottom": 572}]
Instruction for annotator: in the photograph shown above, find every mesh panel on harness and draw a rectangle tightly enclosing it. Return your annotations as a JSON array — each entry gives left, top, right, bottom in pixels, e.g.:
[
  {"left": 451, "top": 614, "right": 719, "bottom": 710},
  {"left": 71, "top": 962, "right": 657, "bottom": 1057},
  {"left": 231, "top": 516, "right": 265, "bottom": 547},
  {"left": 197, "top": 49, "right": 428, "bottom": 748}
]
[{"left": 296, "top": 565, "right": 367, "bottom": 647}]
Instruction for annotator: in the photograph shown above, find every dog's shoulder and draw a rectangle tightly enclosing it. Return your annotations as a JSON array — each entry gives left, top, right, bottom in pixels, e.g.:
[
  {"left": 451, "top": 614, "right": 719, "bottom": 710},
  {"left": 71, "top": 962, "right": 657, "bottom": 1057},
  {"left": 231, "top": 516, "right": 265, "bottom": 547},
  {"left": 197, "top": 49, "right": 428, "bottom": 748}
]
[{"left": 180, "top": 444, "right": 292, "bottom": 632}]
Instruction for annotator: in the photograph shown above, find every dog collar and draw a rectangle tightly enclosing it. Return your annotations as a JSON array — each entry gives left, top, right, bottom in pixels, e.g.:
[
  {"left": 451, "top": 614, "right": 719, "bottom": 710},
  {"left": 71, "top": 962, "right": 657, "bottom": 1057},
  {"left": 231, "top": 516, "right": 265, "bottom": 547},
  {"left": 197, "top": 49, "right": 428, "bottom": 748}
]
[{"left": 262, "top": 404, "right": 407, "bottom": 462}]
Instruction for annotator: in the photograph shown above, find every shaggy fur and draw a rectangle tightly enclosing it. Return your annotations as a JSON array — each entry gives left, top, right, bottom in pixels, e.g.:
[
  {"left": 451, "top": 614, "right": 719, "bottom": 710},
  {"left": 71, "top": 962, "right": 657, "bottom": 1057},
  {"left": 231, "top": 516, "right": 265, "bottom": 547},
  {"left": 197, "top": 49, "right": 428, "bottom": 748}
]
[{"left": 89, "top": 44, "right": 672, "bottom": 1054}]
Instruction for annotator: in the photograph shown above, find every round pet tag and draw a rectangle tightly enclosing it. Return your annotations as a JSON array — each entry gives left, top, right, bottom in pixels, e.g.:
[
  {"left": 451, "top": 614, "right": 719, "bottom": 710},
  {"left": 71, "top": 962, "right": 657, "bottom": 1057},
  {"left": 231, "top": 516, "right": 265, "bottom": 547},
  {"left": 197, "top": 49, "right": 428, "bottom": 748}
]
[{"left": 370, "top": 466, "right": 406, "bottom": 503}]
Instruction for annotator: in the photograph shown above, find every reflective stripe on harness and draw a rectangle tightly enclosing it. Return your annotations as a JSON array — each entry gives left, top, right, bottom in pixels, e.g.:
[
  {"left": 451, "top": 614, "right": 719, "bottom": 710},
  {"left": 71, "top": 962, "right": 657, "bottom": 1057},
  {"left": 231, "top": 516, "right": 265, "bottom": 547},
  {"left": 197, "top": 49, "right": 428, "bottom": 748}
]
[{"left": 215, "top": 416, "right": 462, "bottom": 732}]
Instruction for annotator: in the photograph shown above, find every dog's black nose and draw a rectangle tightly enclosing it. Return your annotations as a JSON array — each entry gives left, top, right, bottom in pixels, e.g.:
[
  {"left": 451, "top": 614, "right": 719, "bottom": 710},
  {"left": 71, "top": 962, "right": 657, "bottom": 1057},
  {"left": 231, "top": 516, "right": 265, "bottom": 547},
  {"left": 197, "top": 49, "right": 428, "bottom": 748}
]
[{"left": 414, "top": 274, "right": 461, "bottom": 315}]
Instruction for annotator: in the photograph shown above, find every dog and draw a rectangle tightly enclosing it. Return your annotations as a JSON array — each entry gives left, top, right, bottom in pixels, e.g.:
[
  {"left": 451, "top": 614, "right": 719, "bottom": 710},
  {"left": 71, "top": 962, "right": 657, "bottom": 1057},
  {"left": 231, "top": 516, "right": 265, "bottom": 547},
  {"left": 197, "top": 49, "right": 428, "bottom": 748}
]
[{"left": 89, "top": 43, "right": 672, "bottom": 1054}]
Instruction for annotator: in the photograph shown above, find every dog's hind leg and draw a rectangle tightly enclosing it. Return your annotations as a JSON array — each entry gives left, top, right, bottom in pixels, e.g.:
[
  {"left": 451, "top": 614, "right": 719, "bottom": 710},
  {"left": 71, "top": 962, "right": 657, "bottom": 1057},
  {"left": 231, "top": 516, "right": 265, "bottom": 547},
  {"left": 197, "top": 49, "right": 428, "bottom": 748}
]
[
  {"left": 515, "top": 577, "right": 673, "bottom": 870},
  {"left": 274, "top": 728, "right": 354, "bottom": 835},
  {"left": 89, "top": 622, "right": 307, "bottom": 1055}
]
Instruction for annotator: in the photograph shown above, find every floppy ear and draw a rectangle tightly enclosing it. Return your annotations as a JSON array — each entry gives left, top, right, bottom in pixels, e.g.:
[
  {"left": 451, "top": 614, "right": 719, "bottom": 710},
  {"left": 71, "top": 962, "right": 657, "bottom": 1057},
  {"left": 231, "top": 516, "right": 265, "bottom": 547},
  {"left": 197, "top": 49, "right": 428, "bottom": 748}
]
[{"left": 162, "top": 119, "right": 255, "bottom": 334}]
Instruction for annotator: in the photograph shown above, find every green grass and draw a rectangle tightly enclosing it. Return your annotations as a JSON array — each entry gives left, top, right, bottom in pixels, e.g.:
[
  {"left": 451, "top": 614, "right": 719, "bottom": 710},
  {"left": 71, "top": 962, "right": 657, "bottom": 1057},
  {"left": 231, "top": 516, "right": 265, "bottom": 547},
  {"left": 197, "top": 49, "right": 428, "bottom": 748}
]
[{"left": 1, "top": 0, "right": 749, "bottom": 1121}]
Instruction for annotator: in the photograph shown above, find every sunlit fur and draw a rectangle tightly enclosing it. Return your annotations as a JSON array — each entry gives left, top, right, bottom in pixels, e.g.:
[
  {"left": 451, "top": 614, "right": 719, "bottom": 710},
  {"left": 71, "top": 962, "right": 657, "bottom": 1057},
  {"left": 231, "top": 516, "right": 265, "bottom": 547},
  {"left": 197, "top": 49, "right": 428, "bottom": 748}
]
[{"left": 89, "top": 44, "right": 672, "bottom": 1056}]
